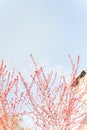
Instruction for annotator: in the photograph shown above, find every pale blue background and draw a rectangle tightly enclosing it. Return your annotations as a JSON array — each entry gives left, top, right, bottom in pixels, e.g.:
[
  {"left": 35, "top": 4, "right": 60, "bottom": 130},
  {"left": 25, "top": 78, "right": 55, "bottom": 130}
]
[
  {"left": 0, "top": 0, "right": 87, "bottom": 128},
  {"left": 0, "top": 0, "right": 87, "bottom": 72}
]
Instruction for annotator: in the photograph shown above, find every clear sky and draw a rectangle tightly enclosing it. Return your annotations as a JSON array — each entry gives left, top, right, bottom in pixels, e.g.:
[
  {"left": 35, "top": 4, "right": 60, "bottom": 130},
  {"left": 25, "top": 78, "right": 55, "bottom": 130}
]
[{"left": 0, "top": 0, "right": 87, "bottom": 73}]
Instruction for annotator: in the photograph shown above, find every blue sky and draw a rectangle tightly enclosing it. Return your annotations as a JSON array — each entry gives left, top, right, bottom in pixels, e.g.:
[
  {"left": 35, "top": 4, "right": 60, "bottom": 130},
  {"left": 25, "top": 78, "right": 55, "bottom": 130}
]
[{"left": 0, "top": 0, "right": 87, "bottom": 73}]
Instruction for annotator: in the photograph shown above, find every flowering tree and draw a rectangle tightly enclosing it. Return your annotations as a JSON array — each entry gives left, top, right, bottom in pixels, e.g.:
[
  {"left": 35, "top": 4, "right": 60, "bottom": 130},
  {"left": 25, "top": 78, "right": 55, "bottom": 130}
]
[
  {"left": 0, "top": 60, "right": 30, "bottom": 130},
  {"left": 19, "top": 55, "right": 87, "bottom": 130},
  {"left": 0, "top": 55, "right": 87, "bottom": 130}
]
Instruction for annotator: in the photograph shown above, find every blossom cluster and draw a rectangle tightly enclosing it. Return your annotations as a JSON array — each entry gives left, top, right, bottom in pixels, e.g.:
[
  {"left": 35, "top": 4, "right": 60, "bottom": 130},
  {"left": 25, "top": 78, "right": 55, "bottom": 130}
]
[{"left": 0, "top": 55, "right": 87, "bottom": 130}]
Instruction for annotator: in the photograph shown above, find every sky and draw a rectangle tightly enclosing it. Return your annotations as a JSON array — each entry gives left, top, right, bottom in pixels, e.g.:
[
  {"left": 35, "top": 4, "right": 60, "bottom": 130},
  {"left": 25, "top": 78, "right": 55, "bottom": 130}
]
[
  {"left": 0, "top": 0, "right": 87, "bottom": 74},
  {"left": 0, "top": 0, "right": 87, "bottom": 128}
]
